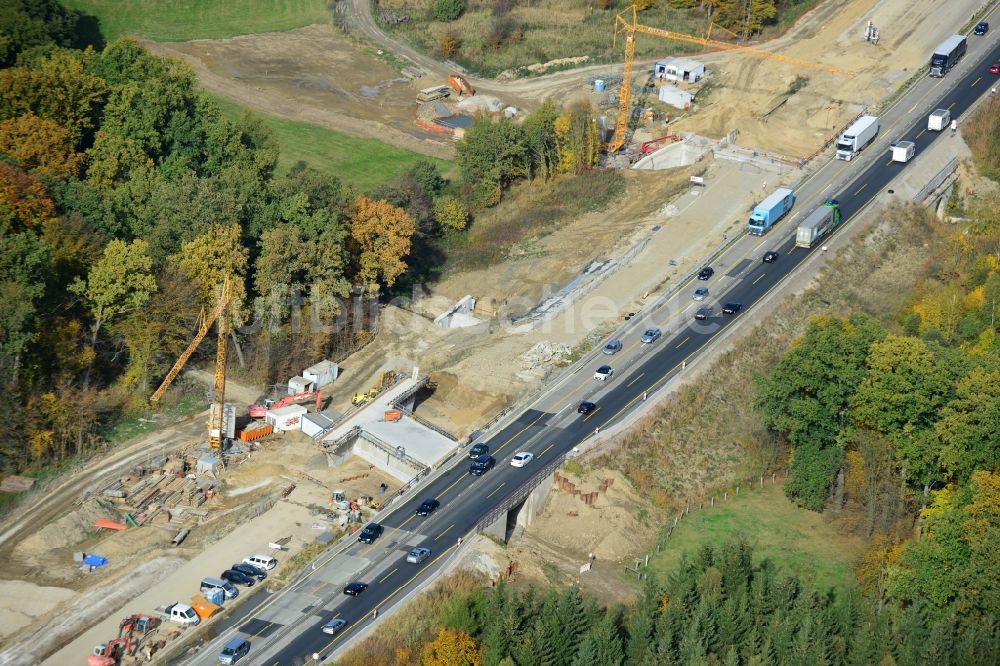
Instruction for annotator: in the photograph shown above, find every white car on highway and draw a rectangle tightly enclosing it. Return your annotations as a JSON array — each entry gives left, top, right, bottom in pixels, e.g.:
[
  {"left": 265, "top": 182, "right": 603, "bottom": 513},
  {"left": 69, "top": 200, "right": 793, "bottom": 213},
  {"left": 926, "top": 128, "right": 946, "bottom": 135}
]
[
  {"left": 510, "top": 452, "right": 534, "bottom": 468},
  {"left": 593, "top": 365, "right": 614, "bottom": 381}
]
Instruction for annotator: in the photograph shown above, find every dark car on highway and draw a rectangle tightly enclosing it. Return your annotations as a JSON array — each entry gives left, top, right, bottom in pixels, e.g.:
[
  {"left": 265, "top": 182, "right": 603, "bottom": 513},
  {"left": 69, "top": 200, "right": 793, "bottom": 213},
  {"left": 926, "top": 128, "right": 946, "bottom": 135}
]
[
  {"left": 469, "top": 443, "right": 489, "bottom": 459},
  {"left": 231, "top": 563, "right": 267, "bottom": 581},
  {"left": 343, "top": 582, "right": 368, "bottom": 596},
  {"left": 415, "top": 498, "right": 440, "bottom": 516},
  {"left": 763, "top": 251, "right": 779, "bottom": 263},
  {"left": 357, "top": 522, "right": 384, "bottom": 544},
  {"left": 975, "top": 21, "right": 989, "bottom": 35},
  {"left": 221, "top": 569, "right": 256, "bottom": 587},
  {"left": 578, "top": 401, "right": 596, "bottom": 414},
  {"left": 694, "top": 307, "right": 712, "bottom": 321},
  {"left": 470, "top": 454, "right": 496, "bottom": 476},
  {"left": 722, "top": 303, "right": 743, "bottom": 315},
  {"left": 697, "top": 266, "right": 714, "bottom": 280}
]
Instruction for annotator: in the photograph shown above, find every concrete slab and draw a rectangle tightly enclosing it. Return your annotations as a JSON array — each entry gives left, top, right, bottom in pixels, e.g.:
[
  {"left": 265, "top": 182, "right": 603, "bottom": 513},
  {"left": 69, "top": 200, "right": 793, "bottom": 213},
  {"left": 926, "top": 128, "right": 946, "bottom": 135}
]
[{"left": 321, "top": 379, "right": 459, "bottom": 476}]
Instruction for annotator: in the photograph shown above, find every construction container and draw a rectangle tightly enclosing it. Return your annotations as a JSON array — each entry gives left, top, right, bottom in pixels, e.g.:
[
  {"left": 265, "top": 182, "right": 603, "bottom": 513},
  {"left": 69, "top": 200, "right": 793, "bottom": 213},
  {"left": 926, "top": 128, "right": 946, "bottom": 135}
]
[
  {"left": 302, "top": 360, "right": 338, "bottom": 388},
  {"left": 238, "top": 423, "right": 274, "bottom": 442},
  {"left": 287, "top": 376, "right": 313, "bottom": 395},
  {"left": 265, "top": 404, "right": 307, "bottom": 432},
  {"left": 384, "top": 410, "right": 402, "bottom": 422},
  {"left": 301, "top": 412, "right": 336, "bottom": 438},
  {"left": 657, "top": 85, "right": 693, "bottom": 110},
  {"left": 197, "top": 590, "right": 224, "bottom": 609}
]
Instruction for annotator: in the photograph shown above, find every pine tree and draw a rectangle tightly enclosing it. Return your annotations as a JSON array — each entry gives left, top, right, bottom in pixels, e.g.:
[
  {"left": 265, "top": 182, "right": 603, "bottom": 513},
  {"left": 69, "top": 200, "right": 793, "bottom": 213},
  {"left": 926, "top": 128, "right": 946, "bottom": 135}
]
[
  {"left": 626, "top": 605, "right": 655, "bottom": 665},
  {"left": 892, "top": 601, "right": 927, "bottom": 666},
  {"left": 555, "top": 586, "right": 588, "bottom": 664},
  {"left": 590, "top": 610, "right": 625, "bottom": 666},
  {"left": 534, "top": 590, "right": 561, "bottom": 666},
  {"left": 922, "top": 612, "right": 957, "bottom": 665}
]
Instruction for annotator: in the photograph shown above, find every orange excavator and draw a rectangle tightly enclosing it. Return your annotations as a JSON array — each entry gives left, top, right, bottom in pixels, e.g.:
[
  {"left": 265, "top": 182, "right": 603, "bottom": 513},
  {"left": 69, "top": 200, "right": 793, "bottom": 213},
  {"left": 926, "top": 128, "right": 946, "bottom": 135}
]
[
  {"left": 447, "top": 74, "right": 475, "bottom": 97},
  {"left": 248, "top": 389, "right": 322, "bottom": 419},
  {"left": 640, "top": 134, "right": 681, "bottom": 154},
  {"left": 87, "top": 636, "right": 131, "bottom": 666}
]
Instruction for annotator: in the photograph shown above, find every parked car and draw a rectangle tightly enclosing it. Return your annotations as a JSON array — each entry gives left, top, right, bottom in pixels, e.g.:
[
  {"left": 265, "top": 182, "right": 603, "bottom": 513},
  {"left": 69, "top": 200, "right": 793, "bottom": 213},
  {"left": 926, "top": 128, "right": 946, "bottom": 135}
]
[
  {"left": 415, "top": 498, "right": 439, "bottom": 516},
  {"left": 722, "top": 303, "right": 743, "bottom": 315},
  {"left": 406, "top": 547, "right": 432, "bottom": 564},
  {"left": 975, "top": 21, "right": 989, "bottom": 35},
  {"left": 470, "top": 454, "right": 496, "bottom": 476},
  {"left": 220, "top": 569, "right": 255, "bottom": 587},
  {"left": 343, "top": 582, "right": 368, "bottom": 596},
  {"left": 593, "top": 365, "right": 614, "bottom": 381},
  {"left": 763, "top": 251, "right": 779, "bottom": 263},
  {"left": 218, "top": 638, "right": 250, "bottom": 665},
  {"left": 322, "top": 618, "right": 348, "bottom": 635},
  {"left": 602, "top": 339, "right": 622, "bottom": 354},
  {"left": 692, "top": 287, "right": 709, "bottom": 301},
  {"left": 230, "top": 563, "right": 267, "bottom": 580},
  {"left": 242, "top": 554, "right": 277, "bottom": 570},
  {"left": 577, "top": 401, "right": 596, "bottom": 414},
  {"left": 694, "top": 307, "right": 713, "bottom": 321},
  {"left": 469, "top": 443, "right": 489, "bottom": 459},
  {"left": 640, "top": 328, "right": 661, "bottom": 343},
  {"left": 511, "top": 452, "right": 534, "bottom": 468},
  {"left": 357, "top": 522, "right": 384, "bottom": 544},
  {"left": 697, "top": 266, "right": 715, "bottom": 280}
]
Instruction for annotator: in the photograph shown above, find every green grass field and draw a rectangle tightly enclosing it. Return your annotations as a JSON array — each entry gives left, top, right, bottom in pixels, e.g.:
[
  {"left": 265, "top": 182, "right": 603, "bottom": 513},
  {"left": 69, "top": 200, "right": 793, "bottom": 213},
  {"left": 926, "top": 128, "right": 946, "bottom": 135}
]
[
  {"left": 210, "top": 96, "right": 453, "bottom": 192},
  {"left": 62, "top": 0, "right": 330, "bottom": 43},
  {"left": 648, "top": 482, "right": 863, "bottom": 594}
]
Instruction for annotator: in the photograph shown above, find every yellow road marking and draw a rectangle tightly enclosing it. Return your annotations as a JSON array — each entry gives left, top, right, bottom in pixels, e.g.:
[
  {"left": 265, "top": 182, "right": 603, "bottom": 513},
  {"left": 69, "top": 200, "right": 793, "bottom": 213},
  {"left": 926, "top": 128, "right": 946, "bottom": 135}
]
[
  {"left": 752, "top": 273, "right": 766, "bottom": 285},
  {"left": 675, "top": 336, "right": 690, "bottom": 349},
  {"left": 538, "top": 443, "right": 554, "bottom": 458},
  {"left": 626, "top": 372, "right": 645, "bottom": 387},
  {"left": 493, "top": 411, "right": 547, "bottom": 455},
  {"left": 916, "top": 128, "right": 926, "bottom": 139},
  {"left": 486, "top": 482, "right": 506, "bottom": 499},
  {"left": 249, "top": 621, "right": 273, "bottom": 638},
  {"left": 378, "top": 567, "right": 397, "bottom": 584},
  {"left": 948, "top": 101, "right": 956, "bottom": 109},
  {"left": 435, "top": 524, "right": 454, "bottom": 541},
  {"left": 582, "top": 407, "right": 600, "bottom": 422}
]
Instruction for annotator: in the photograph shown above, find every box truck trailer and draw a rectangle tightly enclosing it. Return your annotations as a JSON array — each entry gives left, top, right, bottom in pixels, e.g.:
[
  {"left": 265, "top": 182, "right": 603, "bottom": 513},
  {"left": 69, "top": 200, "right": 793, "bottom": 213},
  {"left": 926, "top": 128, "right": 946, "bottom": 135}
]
[
  {"left": 836, "top": 115, "right": 879, "bottom": 161},
  {"left": 748, "top": 188, "right": 795, "bottom": 236},
  {"left": 927, "top": 109, "right": 950, "bottom": 131},
  {"left": 930, "top": 35, "right": 967, "bottom": 77},
  {"left": 795, "top": 200, "right": 842, "bottom": 248}
]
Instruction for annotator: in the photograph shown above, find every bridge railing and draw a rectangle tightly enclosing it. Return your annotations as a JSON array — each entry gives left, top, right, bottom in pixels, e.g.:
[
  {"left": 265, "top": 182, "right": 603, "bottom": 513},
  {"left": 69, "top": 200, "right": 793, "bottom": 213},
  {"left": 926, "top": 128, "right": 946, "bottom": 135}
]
[{"left": 474, "top": 453, "right": 567, "bottom": 533}]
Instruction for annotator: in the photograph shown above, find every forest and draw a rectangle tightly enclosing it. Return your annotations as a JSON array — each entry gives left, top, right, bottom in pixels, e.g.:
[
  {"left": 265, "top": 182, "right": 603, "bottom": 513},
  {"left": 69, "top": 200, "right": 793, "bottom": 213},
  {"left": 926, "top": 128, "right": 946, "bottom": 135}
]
[
  {"left": 341, "top": 538, "right": 1000, "bottom": 666},
  {"left": 0, "top": 0, "right": 611, "bottom": 475}
]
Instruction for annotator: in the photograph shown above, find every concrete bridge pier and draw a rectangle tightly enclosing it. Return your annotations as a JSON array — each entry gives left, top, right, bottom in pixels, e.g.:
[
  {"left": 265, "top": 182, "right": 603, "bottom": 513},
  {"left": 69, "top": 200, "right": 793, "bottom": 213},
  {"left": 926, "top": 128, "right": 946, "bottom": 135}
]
[{"left": 478, "top": 472, "right": 554, "bottom": 543}]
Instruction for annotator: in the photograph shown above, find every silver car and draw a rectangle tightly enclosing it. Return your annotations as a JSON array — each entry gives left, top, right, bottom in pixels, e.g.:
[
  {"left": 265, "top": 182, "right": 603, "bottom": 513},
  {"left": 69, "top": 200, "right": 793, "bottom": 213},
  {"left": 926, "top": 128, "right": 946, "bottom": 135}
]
[
  {"left": 322, "top": 618, "right": 347, "bottom": 635},
  {"left": 406, "top": 547, "right": 431, "bottom": 564},
  {"left": 693, "top": 287, "right": 709, "bottom": 301}
]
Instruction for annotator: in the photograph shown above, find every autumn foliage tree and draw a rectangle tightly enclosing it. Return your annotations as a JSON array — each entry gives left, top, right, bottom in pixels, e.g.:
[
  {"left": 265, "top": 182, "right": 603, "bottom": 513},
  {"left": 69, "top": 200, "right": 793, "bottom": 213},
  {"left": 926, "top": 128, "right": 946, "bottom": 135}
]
[
  {"left": 421, "top": 627, "right": 481, "bottom": 666},
  {"left": 0, "top": 113, "right": 83, "bottom": 179},
  {"left": 348, "top": 195, "right": 416, "bottom": 294}
]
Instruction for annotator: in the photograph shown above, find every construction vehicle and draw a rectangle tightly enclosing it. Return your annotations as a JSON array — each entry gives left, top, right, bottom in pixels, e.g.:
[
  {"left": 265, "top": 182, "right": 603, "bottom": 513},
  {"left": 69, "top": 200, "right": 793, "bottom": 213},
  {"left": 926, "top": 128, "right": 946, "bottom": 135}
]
[
  {"left": 351, "top": 370, "right": 400, "bottom": 406},
  {"left": 248, "top": 390, "right": 322, "bottom": 418},
  {"left": 119, "top": 614, "right": 159, "bottom": 639},
  {"left": 149, "top": 277, "right": 234, "bottom": 451},
  {"left": 416, "top": 85, "right": 450, "bottom": 103},
  {"left": 447, "top": 74, "right": 475, "bottom": 97},
  {"left": 640, "top": 134, "right": 681, "bottom": 154},
  {"left": 608, "top": 7, "right": 848, "bottom": 154},
  {"left": 87, "top": 636, "right": 132, "bottom": 666}
]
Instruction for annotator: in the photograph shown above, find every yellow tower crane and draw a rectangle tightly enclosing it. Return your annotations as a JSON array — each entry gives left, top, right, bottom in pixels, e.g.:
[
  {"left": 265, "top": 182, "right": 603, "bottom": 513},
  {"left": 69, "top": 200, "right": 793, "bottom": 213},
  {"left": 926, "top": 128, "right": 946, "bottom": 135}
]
[
  {"left": 609, "top": 7, "right": 850, "bottom": 154},
  {"left": 149, "top": 276, "right": 233, "bottom": 451}
]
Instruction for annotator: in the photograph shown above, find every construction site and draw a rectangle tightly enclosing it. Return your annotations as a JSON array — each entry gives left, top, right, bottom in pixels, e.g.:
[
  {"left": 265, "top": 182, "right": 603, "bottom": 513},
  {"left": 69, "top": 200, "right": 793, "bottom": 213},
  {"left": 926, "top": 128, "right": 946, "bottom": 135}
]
[{"left": 0, "top": 0, "right": 993, "bottom": 662}]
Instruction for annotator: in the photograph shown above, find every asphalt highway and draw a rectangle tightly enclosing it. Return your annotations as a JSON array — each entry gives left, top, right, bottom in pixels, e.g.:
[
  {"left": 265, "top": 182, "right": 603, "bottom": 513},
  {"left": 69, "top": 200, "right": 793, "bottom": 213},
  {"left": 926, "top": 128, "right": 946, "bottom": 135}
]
[{"left": 187, "top": 30, "right": 1000, "bottom": 666}]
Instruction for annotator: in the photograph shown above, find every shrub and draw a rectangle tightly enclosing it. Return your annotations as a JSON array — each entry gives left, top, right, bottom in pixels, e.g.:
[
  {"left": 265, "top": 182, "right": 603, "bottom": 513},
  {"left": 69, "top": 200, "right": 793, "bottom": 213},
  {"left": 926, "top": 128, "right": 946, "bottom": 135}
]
[
  {"left": 438, "top": 29, "right": 461, "bottom": 58},
  {"left": 432, "top": 0, "right": 466, "bottom": 22},
  {"left": 434, "top": 195, "right": 469, "bottom": 230}
]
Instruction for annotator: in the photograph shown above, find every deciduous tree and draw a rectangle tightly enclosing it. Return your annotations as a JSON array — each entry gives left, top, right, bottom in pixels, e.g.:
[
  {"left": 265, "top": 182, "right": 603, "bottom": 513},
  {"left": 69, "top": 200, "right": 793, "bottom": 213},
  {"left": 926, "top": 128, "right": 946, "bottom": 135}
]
[
  {"left": 421, "top": 627, "right": 480, "bottom": 666},
  {"left": 0, "top": 113, "right": 83, "bottom": 179},
  {"left": 433, "top": 195, "right": 469, "bottom": 231},
  {"left": 70, "top": 238, "right": 157, "bottom": 388},
  {"left": 348, "top": 195, "right": 415, "bottom": 294}
]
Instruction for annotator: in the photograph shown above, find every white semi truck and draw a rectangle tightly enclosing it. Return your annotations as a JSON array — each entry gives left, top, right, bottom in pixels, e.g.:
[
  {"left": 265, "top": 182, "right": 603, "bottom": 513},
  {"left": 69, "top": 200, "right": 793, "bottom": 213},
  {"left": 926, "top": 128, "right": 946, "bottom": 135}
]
[{"left": 836, "top": 115, "right": 880, "bottom": 161}]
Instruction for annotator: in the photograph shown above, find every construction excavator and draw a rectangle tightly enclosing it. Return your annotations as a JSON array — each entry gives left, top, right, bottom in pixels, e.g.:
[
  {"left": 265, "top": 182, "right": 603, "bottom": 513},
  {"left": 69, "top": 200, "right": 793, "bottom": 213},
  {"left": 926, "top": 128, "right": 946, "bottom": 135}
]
[
  {"left": 447, "top": 74, "right": 475, "bottom": 97},
  {"left": 248, "top": 389, "right": 323, "bottom": 419},
  {"left": 87, "top": 636, "right": 132, "bottom": 666}
]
